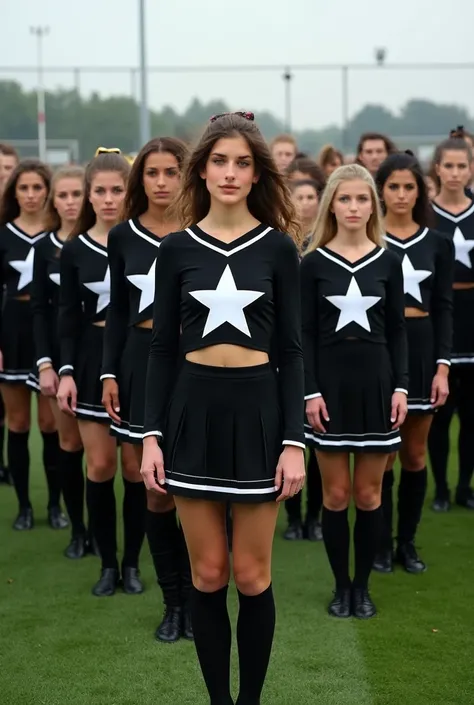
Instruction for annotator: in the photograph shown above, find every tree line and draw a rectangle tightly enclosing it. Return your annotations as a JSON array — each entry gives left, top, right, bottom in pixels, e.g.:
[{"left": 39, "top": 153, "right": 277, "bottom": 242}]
[{"left": 0, "top": 80, "right": 472, "bottom": 160}]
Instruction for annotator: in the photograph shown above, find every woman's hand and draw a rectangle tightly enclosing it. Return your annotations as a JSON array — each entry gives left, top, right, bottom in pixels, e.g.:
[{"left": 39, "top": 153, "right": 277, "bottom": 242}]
[
  {"left": 275, "top": 445, "right": 306, "bottom": 502},
  {"left": 101, "top": 378, "right": 121, "bottom": 423},
  {"left": 306, "top": 396, "right": 329, "bottom": 434},
  {"left": 56, "top": 376, "right": 78, "bottom": 416},
  {"left": 431, "top": 367, "right": 449, "bottom": 409},
  {"left": 391, "top": 391, "right": 407, "bottom": 430},
  {"left": 140, "top": 436, "right": 167, "bottom": 495},
  {"left": 40, "top": 368, "right": 59, "bottom": 397}
]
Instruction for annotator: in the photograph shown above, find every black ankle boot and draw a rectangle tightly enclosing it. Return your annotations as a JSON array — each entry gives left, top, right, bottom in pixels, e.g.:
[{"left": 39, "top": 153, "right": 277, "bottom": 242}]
[
  {"left": 396, "top": 541, "right": 426, "bottom": 573},
  {"left": 373, "top": 548, "right": 394, "bottom": 573},
  {"left": 431, "top": 497, "right": 450, "bottom": 512},
  {"left": 306, "top": 517, "right": 323, "bottom": 542},
  {"left": 155, "top": 606, "right": 182, "bottom": 643},
  {"left": 64, "top": 534, "right": 87, "bottom": 559},
  {"left": 327, "top": 588, "right": 351, "bottom": 618},
  {"left": 181, "top": 604, "right": 194, "bottom": 640},
  {"left": 48, "top": 505, "right": 69, "bottom": 530},
  {"left": 92, "top": 568, "right": 120, "bottom": 597},
  {"left": 122, "top": 566, "right": 144, "bottom": 595},
  {"left": 352, "top": 587, "right": 377, "bottom": 619},
  {"left": 283, "top": 519, "right": 303, "bottom": 541},
  {"left": 13, "top": 507, "right": 33, "bottom": 531},
  {"left": 455, "top": 488, "right": 474, "bottom": 510}
]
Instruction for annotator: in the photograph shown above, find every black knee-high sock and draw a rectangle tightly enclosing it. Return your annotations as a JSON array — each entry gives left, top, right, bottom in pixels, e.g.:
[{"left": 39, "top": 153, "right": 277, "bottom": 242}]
[
  {"left": 145, "top": 508, "right": 181, "bottom": 607},
  {"left": 306, "top": 450, "right": 323, "bottom": 520},
  {"left": 190, "top": 585, "right": 233, "bottom": 705},
  {"left": 236, "top": 585, "right": 275, "bottom": 705},
  {"left": 41, "top": 431, "right": 61, "bottom": 509},
  {"left": 60, "top": 448, "right": 85, "bottom": 536},
  {"left": 321, "top": 506, "right": 350, "bottom": 589},
  {"left": 0, "top": 394, "right": 6, "bottom": 467},
  {"left": 86, "top": 477, "right": 117, "bottom": 570},
  {"left": 456, "top": 369, "right": 474, "bottom": 493},
  {"left": 353, "top": 506, "right": 383, "bottom": 589},
  {"left": 122, "top": 479, "right": 146, "bottom": 569},
  {"left": 380, "top": 469, "right": 394, "bottom": 552},
  {"left": 397, "top": 468, "right": 428, "bottom": 545},
  {"left": 428, "top": 398, "right": 455, "bottom": 500},
  {"left": 177, "top": 523, "right": 192, "bottom": 605},
  {"left": 8, "top": 430, "right": 30, "bottom": 509}
]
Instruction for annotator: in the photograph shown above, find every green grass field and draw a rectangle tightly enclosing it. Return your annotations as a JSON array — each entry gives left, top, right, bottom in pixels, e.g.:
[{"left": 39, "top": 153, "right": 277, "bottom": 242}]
[{"left": 1, "top": 423, "right": 474, "bottom": 705}]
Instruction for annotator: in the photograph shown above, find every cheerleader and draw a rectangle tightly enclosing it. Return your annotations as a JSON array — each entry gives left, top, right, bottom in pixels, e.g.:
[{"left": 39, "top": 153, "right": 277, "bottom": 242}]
[
  {"left": 101, "top": 137, "right": 193, "bottom": 642},
  {"left": 56, "top": 150, "right": 146, "bottom": 596},
  {"left": 270, "top": 133, "right": 298, "bottom": 173},
  {"left": 29, "top": 165, "right": 89, "bottom": 558},
  {"left": 357, "top": 133, "right": 396, "bottom": 176},
  {"left": 301, "top": 164, "right": 408, "bottom": 619},
  {"left": 318, "top": 145, "right": 344, "bottom": 178},
  {"left": 0, "top": 160, "right": 66, "bottom": 531},
  {"left": 373, "top": 153, "right": 453, "bottom": 574},
  {"left": 428, "top": 137, "right": 474, "bottom": 511},
  {"left": 141, "top": 112, "right": 305, "bottom": 705},
  {"left": 0, "top": 143, "right": 19, "bottom": 195}
]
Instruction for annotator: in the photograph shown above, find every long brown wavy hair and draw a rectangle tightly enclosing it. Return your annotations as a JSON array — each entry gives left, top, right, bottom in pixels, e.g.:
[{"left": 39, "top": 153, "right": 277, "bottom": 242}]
[
  {"left": 68, "top": 152, "right": 130, "bottom": 239},
  {"left": 172, "top": 114, "right": 301, "bottom": 247},
  {"left": 43, "top": 165, "right": 85, "bottom": 233},
  {"left": 121, "top": 137, "right": 188, "bottom": 220},
  {"left": 0, "top": 159, "right": 52, "bottom": 225}
]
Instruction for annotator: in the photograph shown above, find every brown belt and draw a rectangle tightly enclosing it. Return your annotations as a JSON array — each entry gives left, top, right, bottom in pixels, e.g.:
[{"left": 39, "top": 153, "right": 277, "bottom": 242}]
[
  {"left": 453, "top": 282, "right": 474, "bottom": 290},
  {"left": 405, "top": 307, "right": 429, "bottom": 318},
  {"left": 134, "top": 319, "right": 153, "bottom": 329}
]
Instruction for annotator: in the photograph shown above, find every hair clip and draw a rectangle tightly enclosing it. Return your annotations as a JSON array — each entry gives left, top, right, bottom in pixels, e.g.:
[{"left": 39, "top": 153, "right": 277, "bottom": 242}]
[
  {"left": 95, "top": 147, "right": 122, "bottom": 156},
  {"left": 209, "top": 111, "right": 255, "bottom": 123}
]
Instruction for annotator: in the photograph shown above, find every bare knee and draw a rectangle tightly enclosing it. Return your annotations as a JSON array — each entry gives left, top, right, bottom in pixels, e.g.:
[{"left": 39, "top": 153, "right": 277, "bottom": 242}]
[
  {"left": 400, "top": 444, "right": 426, "bottom": 471},
  {"left": 121, "top": 449, "right": 141, "bottom": 482},
  {"left": 324, "top": 485, "right": 351, "bottom": 511},
  {"left": 233, "top": 559, "right": 271, "bottom": 596},
  {"left": 59, "top": 434, "right": 82, "bottom": 453},
  {"left": 86, "top": 454, "right": 116, "bottom": 482},
  {"left": 146, "top": 491, "right": 175, "bottom": 513},
  {"left": 8, "top": 414, "right": 30, "bottom": 433},
  {"left": 193, "top": 554, "right": 230, "bottom": 592},
  {"left": 37, "top": 400, "right": 56, "bottom": 434},
  {"left": 353, "top": 484, "right": 382, "bottom": 511}
]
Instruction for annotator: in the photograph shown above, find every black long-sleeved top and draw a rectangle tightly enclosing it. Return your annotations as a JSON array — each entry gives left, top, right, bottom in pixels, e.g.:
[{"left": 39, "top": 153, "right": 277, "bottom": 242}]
[
  {"left": 30, "top": 232, "right": 63, "bottom": 367},
  {"left": 384, "top": 227, "right": 454, "bottom": 366},
  {"left": 0, "top": 222, "right": 46, "bottom": 346},
  {"left": 58, "top": 233, "right": 109, "bottom": 375},
  {"left": 143, "top": 224, "right": 305, "bottom": 448},
  {"left": 301, "top": 245, "right": 408, "bottom": 398},
  {"left": 432, "top": 200, "right": 474, "bottom": 281},
  {"left": 101, "top": 218, "right": 166, "bottom": 379}
]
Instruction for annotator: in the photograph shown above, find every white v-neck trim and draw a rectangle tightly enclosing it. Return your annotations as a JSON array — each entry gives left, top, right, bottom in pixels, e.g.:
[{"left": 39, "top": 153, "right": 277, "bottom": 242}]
[
  {"left": 128, "top": 219, "right": 163, "bottom": 248},
  {"left": 50, "top": 232, "right": 63, "bottom": 249},
  {"left": 432, "top": 202, "right": 474, "bottom": 223},
  {"left": 317, "top": 246, "right": 384, "bottom": 273},
  {"left": 78, "top": 234, "right": 108, "bottom": 257},
  {"left": 185, "top": 226, "right": 272, "bottom": 257},
  {"left": 384, "top": 227, "right": 428, "bottom": 250},
  {"left": 6, "top": 222, "right": 46, "bottom": 244}
]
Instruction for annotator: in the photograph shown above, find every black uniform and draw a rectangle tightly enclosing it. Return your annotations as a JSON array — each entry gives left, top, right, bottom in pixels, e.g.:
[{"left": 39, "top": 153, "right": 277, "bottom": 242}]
[
  {"left": 385, "top": 227, "right": 454, "bottom": 414},
  {"left": 27, "top": 232, "right": 63, "bottom": 392},
  {"left": 101, "top": 219, "right": 166, "bottom": 443},
  {"left": 301, "top": 245, "right": 408, "bottom": 453},
  {"left": 143, "top": 224, "right": 305, "bottom": 502},
  {"left": 58, "top": 233, "right": 110, "bottom": 422},
  {"left": 0, "top": 223, "right": 46, "bottom": 384}
]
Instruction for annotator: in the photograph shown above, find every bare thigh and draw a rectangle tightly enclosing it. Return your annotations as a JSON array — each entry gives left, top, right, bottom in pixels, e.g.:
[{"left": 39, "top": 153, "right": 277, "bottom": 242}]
[
  {"left": 49, "top": 398, "right": 82, "bottom": 452},
  {"left": 231, "top": 502, "right": 279, "bottom": 596},
  {"left": 36, "top": 393, "right": 56, "bottom": 433},
  {"left": 399, "top": 415, "right": 433, "bottom": 471},
  {"left": 134, "top": 444, "right": 174, "bottom": 512},
  {"left": 353, "top": 453, "right": 389, "bottom": 510},
  {"left": 316, "top": 451, "right": 351, "bottom": 510},
  {"left": 0, "top": 384, "right": 31, "bottom": 432},
  {"left": 78, "top": 420, "right": 117, "bottom": 482},
  {"left": 174, "top": 497, "right": 230, "bottom": 592}
]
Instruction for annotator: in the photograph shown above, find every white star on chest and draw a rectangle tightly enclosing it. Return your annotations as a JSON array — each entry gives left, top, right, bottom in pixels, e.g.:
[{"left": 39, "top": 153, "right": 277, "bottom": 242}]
[
  {"left": 84, "top": 266, "right": 110, "bottom": 313},
  {"left": 326, "top": 276, "right": 381, "bottom": 333},
  {"left": 127, "top": 259, "right": 156, "bottom": 313},
  {"left": 401, "top": 255, "right": 431, "bottom": 303},
  {"left": 49, "top": 272, "right": 60, "bottom": 286},
  {"left": 453, "top": 227, "right": 474, "bottom": 268},
  {"left": 10, "top": 247, "right": 35, "bottom": 290},
  {"left": 190, "top": 264, "right": 264, "bottom": 338}
]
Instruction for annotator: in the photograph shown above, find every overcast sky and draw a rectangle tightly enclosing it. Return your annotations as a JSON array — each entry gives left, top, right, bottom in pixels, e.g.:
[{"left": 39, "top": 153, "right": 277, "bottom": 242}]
[{"left": 2, "top": 0, "right": 474, "bottom": 131}]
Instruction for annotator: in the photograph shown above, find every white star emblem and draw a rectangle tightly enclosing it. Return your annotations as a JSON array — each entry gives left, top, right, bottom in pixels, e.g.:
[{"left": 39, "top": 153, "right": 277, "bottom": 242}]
[
  {"left": 49, "top": 272, "right": 60, "bottom": 286},
  {"left": 453, "top": 227, "right": 474, "bottom": 268},
  {"left": 401, "top": 255, "right": 431, "bottom": 303},
  {"left": 127, "top": 259, "right": 156, "bottom": 313},
  {"left": 326, "top": 276, "right": 381, "bottom": 333},
  {"left": 190, "top": 264, "right": 264, "bottom": 337},
  {"left": 10, "top": 247, "right": 35, "bottom": 290},
  {"left": 84, "top": 266, "right": 110, "bottom": 313}
]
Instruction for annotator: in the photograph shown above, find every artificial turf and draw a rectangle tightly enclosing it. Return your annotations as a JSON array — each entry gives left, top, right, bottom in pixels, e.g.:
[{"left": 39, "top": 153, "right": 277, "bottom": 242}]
[{"left": 1, "top": 422, "right": 474, "bottom": 705}]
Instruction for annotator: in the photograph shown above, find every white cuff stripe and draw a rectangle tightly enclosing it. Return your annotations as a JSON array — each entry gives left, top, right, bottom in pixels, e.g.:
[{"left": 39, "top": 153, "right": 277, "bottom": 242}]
[
  {"left": 58, "top": 365, "right": 74, "bottom": 374},
  {"left": 304, "top": 393, "right": 322, "bottom": 400},
  {"left": 394, "top": 388, "right": 408, "bottom": 395},
  {"left": 36, "top": 357, "right": 52, "bottom": 366},
  {"left": 436, "top": 359, "right": 451, "bottom": 366},
  {"left": 142, "top": 431, "right": 163, "bottom": 439},
  {"left": 282, "top": 440, "right": 306, "bottom": 449},
  {"left": 100, "top": 374, "right": 116, "bottom": 381}
]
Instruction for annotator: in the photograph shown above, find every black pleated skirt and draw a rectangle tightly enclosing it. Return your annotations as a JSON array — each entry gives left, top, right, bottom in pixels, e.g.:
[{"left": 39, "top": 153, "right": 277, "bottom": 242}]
[
  {"left": 406, "top": 317, "right": 436, "bottom": 415},
  {"left": 74, "top": 324, "right": 109, "bottom": 424},
  {"left": 0, "top": 299, "right": 35, "bottom": 385},
  {"left": 304, "top": 340, "right": 401, "bottom": 453},
  {"left": 162, "top": 361, "right": 282, "bottom": 502},
  {"left": 110, "top": 327, "right": 151, "bottom": 444},
  {"left": 452, "top": 288, "right": 474, "bottom": 365}
]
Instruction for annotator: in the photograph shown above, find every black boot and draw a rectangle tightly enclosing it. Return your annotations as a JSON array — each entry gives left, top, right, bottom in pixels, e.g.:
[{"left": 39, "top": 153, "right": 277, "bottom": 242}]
[
  {"left": 64, "top": 534, "right": 87, "bottom": 559},
  {"left": 305, "top": 516, "right": 323, "bottom": 542},
  {"left": 396, "top": 541, "right": 426, "bottom": 574},
  {"left": 13, "top": 507, "right": 33, "bottom": 531},
  {"left": 0, "top": 464, "right": 11, "bottom": 485},
  {"left": 455, "top": 487, "right": 474, "bottom": 510},
  {"left": 122, "top": 566, "right": 144, "bottom": 595},
  {"left": 283, "top": 518, "right": 304, "bottom": 540},
  {"left": 352, "top": 587, "right": 377, "bottom": 619},
  {"left": 431, "top": 496, "right": 450, "bottom": 512},
  {"left": 48, "top": 505, "right": 69, "bottom": 530},
  {"left": 155, "top": 607, "right": 182, "bottom": 643},
  {"left": 328, "top": 588, "right": 351, "bottom": 618},
  {"left": 92, "top": 568, "right": 120, "bottom": 597},
  {"left": 372, "top": 549, "right": 393, "bottom": 574}
]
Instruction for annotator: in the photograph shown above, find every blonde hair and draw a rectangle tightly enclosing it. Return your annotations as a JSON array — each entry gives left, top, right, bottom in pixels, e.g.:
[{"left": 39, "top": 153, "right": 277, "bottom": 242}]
[
  {"left": 43, "top": 166, "right": 85, "bottom": 233},
  {"left": 305, "top": 164, "right": 384, "bottom": 254}
]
